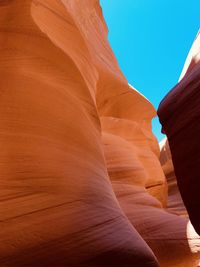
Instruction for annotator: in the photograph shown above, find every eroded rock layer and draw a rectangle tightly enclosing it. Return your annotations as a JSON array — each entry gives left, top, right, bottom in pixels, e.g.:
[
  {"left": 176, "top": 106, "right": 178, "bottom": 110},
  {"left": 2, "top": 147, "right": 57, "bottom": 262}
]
[{"left": 0, "top": 1, "right": 199, "bottom": 266}]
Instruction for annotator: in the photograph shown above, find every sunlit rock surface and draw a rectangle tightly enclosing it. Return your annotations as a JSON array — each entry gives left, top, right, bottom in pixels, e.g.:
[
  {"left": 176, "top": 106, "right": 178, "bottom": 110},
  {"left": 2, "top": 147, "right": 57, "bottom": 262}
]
[
  {"left": 0, "top": 1, "right": 159, "bottom": 267},
  {"left": 158, "top": 30, "right": 200, "bottom": 235},
  {"left": 179, "top": 30, "right": 200, "bottom": 81},
  {"left": 0, "top": 1, "right": 199, "bottom": 266}
]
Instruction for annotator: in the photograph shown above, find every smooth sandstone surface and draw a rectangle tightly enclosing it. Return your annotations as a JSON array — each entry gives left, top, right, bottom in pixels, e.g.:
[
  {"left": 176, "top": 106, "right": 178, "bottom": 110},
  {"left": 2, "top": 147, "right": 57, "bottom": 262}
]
[
  {"left": 158, "top": 30, "right": 200, "bottom": 235},
  {"left": 179, "top": 30, "right": 200, "bottom": 81},
  {"left": 101, "top": 115, "right": 167, "bottom": 207},
  {"left": 0, "top": 1, "right": 159, "bottom": 266},
  {"left": 0, "top": 1, "right": 200, "bottom": 266}
]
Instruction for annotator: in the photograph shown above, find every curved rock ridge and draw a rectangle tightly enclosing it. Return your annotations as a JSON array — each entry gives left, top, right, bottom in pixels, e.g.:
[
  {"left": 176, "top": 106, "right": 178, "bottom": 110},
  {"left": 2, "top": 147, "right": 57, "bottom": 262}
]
[
  {"left": 0, "top": 1, "right": 160, "bottom": 266},
  {"left": 179, "top": 30, "right": 200, "bottom": 81},
  {"left": 0, "top": 1, "right": 200, "bottom": 266},
  {"left": 101, "top": 114, "right": 167, "bottom": 206},
  {"left": 158, "top": 30, "right": 200, "bottom": 235}
]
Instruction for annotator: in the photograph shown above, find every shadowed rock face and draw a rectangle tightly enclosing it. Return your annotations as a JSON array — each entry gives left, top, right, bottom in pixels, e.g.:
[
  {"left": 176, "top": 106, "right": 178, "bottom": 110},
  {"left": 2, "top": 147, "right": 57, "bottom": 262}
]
[
  {"left": 158, "top": 30, "right": 200, "bottom": 235},
  {"left": 0, "top": 1, "right": 199, "bottom": 266},
  {"left": 159, "top": 138, "right": 187, "bottom": 217},
  {"left": 102, "top": 115, "right": 200, "bottom": 267}
]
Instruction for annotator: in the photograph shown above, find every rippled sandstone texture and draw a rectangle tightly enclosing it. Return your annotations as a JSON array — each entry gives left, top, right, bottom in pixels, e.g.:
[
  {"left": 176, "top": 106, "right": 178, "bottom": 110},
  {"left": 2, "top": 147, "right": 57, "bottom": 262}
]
[
  {"left": 0, "top": 1, "right": 199, "bottom": 266},
  {"left": 158, "top": 30, "right": 200, "bottom": 235}
]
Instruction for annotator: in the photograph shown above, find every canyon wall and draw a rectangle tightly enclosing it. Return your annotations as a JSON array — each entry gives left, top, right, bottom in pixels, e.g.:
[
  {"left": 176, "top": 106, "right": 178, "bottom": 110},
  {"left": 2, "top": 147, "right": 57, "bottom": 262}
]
[
  {"left": 158, "top": 30, "right": 200, "bottom": 235},
  {"left": 159, "top": 139, "right": 187, "bottom": 217},
  {"left": 0, "top": 1, "right": 199, "bottom": 266}
]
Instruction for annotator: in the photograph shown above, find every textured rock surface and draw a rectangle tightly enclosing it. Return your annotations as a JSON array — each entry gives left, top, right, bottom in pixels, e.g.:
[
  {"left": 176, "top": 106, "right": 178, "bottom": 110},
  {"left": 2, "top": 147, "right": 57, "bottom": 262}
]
[
  {"left": 0, "top": 1, "right": 199, "bottom": 266},
  {"left": 102, "top": 109, "right": 200, "bottom": 267},
  {"left": 159, "top": 138, "right": 187, "bottom": 217},
  {"left": 158, "top": 30, "right": 200, "bottom": 235}
]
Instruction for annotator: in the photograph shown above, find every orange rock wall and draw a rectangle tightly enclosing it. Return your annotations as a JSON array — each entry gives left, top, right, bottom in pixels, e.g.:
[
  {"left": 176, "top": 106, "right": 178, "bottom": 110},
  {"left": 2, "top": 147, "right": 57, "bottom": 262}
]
[{"left": 0, "top": 1, "right": 199, "bottom": 266}]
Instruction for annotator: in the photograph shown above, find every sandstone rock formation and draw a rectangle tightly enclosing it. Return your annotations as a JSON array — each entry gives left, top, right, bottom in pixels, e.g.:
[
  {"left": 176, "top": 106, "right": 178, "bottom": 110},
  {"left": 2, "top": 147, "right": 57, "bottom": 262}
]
[
  {"left": 102, "top": 97, "right": 200, "bottom": 267},
  {"left": 158, "top": 30, "right": 200, "bottom": 235},
  {"left": 0, "top": 1, "right": 159, "bottom": 266},
  {"left": 159, "top": 138, "right": 187, "bottom": 217},
  {"left": 0, "top": 1, "right": 199, "bottom": 266},
  {"left": 179, "top": 30, "right": 200, "bottom": 81}
]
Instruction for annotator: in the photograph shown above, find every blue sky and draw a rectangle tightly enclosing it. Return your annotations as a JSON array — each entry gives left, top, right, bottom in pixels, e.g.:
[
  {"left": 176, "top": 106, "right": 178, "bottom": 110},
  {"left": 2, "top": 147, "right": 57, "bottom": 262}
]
[{"left": 100, "top": 0, "right": 199, "bottom": 142}]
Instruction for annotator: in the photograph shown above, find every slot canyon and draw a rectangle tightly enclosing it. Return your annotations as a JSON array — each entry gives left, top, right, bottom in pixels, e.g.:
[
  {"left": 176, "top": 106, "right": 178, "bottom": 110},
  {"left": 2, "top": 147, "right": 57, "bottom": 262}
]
[{"left": 0, "top": 1, "right": 199, "bottom": 266}]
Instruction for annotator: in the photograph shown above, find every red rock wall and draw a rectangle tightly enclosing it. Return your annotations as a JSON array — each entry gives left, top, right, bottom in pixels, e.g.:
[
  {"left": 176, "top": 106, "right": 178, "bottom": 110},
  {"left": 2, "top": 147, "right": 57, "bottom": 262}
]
[
  {"left": 158, "top": 30, "right": 200, "bottom": 235},
  {"left": 0, "top": 1, "right": 199, "bottom": 266},
  {"left": 159, "top": 138, "right": 188, "bottom": 217}
]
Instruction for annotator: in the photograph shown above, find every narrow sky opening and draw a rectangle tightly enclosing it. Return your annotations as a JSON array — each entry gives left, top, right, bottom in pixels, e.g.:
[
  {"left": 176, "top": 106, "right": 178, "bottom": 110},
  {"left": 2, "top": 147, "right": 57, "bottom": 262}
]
[{"left": 100, "top": 0, "right": 199, "bottom": 142}]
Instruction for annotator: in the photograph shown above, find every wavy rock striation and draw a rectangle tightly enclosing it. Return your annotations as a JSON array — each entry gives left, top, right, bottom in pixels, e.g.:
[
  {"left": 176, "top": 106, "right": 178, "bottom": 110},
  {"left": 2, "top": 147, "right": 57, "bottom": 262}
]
[
  {"left": 0, "top": 1, "right": 160, "bottom": 266},
  {"left": 0, "top": 1, "right": 199, "bottom": 266}
]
